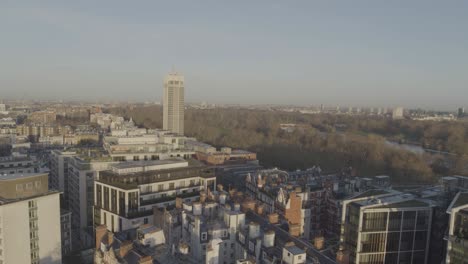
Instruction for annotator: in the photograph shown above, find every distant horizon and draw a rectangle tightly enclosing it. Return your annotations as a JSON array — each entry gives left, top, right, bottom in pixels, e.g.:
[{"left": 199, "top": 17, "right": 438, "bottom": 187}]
[
  {"left": 1, "top": 1, "right": 467, "bottom": 111},
  {"left": 0, "top": 97, "right": 463, "bottom": 113}
]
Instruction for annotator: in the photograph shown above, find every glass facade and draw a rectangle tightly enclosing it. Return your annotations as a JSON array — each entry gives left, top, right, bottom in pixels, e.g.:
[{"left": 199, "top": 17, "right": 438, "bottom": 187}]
[
  {"left": 449, "top": 211, "right": 468, "bottom": 263},
  {"left": 345, "top": 202, "right": 431, "bottom": 264}
]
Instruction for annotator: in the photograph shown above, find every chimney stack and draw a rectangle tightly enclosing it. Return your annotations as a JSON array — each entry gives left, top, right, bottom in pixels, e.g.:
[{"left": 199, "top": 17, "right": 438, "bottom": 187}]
[
  {"left": 108, "top": 232, "right": 114, "bottom": 245},
  {"left": 138, "top": 256, "right": 153, "bottom": 264},
  {"left": 95, "top": 225, "right": 107, "bottom": 249},
  {"left": 120, "top": 241, "right": 133, "bottom": 257}
]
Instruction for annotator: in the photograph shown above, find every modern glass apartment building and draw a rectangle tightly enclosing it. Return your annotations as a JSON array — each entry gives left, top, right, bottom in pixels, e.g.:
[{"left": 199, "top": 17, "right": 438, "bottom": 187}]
[
  {"left": 341, "top": 190, "right": 433, "bottom": 264},
  {"left": 446, "top": 192, "right": 468, "bottom": 263}
]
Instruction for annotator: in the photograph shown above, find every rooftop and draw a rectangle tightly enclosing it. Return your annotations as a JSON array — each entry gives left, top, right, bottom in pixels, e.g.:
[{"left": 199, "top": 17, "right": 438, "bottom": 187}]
[
  {"left": 138, "top": 224, "right": 162, "bottom": 235},
  {"left": 353, "top": 189, "right": 391, "bottom": 199},
  {"left": 373, "top": 199, "right": 431, "bottom": 209},
  {"left": 0, "top": 190, "right": 59, "bottom": 205},
  {"left": 451, "top": 192, "right": 468, "bottom": 209},
  {"left": 0, "top": 156, "right": 35, "bottom": 163},
  {"left": 111, "top": 158, "right": 188, "bottom": 170},
  {"left": 352, "top": 192, "right": 432, "bottom": 210},
  {"left": 375, "top": 175, "right": 390, "bottom": 179},
  {"left": 98, "top": 159, "right": 213, "bottom": 189},
  {"left": 285, "top": 245, "right": 305, "bottom": 255},
  {"left": 0, "top": 172, "right": 46, "bottom": 181}
]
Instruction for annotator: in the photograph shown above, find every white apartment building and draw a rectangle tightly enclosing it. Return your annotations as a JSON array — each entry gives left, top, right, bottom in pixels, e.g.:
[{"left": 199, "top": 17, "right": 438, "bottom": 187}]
[
  {"left": 94, "top": 159, "right": 216, "bottom": 233},
  {"left": 60, "top": 209, "right": 72, "bottom": 256},
  {"left": 0, "top": 172, "right": 62, "bottom": 264},
  {"left": 67, "top": 155, "right": 117, "bottom": 250},
  {"left": 392, "top": 107, "right": 404, "bottom": 120},
  {"left": 49, "top": 150, "right": 76, "bottom": 207},
  {"left": 163, "top": 71, "right": 185, "bottom": 135},
  {"left": 103, "top": 131, "right": 194, "bottom": 162}
]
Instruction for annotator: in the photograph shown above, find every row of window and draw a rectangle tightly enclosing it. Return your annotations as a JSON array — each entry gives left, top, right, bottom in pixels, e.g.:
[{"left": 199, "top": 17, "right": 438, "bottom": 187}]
[
  {"left": 140, "top": 179, "right": 200, "bottom": 193},
  {"left": 0, "top": 162, "right": 33, "bottom": 168},
  {"left": 16, "top": 181, "right": 42, "bottom": 191}
]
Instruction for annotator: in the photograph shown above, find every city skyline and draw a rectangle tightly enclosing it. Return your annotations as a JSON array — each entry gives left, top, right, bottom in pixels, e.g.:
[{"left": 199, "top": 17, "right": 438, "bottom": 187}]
[{"left": 1, "top": 1, "right": 468, "bottom": 110}]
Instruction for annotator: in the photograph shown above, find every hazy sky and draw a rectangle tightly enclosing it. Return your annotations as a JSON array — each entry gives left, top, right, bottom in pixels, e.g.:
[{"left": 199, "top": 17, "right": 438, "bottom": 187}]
[{"left": 1, "top": 1, "right": 467, "bottom": 110}]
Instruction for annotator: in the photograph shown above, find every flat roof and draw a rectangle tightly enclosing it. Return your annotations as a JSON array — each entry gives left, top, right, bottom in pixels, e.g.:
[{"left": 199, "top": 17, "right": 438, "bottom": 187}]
[
  {"left": 186, "top": 140, "right": 214, "bottom": 147},
  {"left": 353, "top": 189, "right": 391, "bottom": 199},
  {"left": 372, "top": 199, "right": 431, "bottom": 209},
  {"left": 285, "top": 245, "right": 305, "bottom": 255},
  {"left": 0, "top": 156, "right": 35, "bottom": 163},
  {"left": 0, "top": 190, "right": 59, "bottom": 205},
  {"left": 0, "top": 172, "right": 47, "bottom": 181},
  {"left": 452, "top": 192, "right": 468, "bottom": 209},
  {"left": 375, "top": 175, "right": 390, "bottom": 179},
  {"left": 442, "top": 176, "right": 458, "bottom": 180},
  {"left": 111, "top": 158, "right": 187, "bottom": 170},
  {"left": 231, "top": 150, "right": 255, "bottom": 155},
  {"left": 138, "top": 224, "right": 161, "bottom": 234},
  {"left": 352, "top": 191, "right": 432, "bottom": 209}
]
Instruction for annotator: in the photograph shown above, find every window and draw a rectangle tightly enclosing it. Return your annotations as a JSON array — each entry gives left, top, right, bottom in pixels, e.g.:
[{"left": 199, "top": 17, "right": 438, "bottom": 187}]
[
  {"left": 16, "top": 184, "right": 23, "bottom": 191},
  {"left": 34, "top": 181, "right": 41, "bottom": 188},
  {"left": 249, "top": 242, "right": 254, "bottom": 251},
  {"left": 144, "top": 218, "right": 148, "bottom": 224},
  {"left": 26, "top": 183, "right": 33, "bottom": 190},
  {"left": 201, "top": 232, "right": 207, "bottom": 240}
]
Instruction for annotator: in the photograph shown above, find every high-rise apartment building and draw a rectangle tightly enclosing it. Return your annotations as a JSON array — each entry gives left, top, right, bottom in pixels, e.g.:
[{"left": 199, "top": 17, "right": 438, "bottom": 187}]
[
  {"left": 67, "top": 154, "right": 117, "bottom": 250},
  {"left": 340, "top": 190, "right": 433, "bottom": 264},
  {"left": 0, "top": 172, "right": 62, "bottom": 264},
  {"left": 458, "top": 107, "right": 465, "bottom": 118},
  {"left": 163, "top": 71, "right": 185, "bottom": 135},
  {"left": 392, "top": 107, "right": 404, "bottom": 120},
  {"left": 49, "top": 150, "right": 76, "bottom": 208}
]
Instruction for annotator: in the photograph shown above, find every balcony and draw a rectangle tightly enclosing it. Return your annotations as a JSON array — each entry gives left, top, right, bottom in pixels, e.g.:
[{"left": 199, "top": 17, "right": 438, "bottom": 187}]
[
  {"left": 127, "top": 209, "right": 154, "bottom": 219},
  {"left": 140, "top": 191, "right": 199, "bottom": 206},
  {"left": 447, "top": 235, "right": 468, "bottom": 248},
  {"left": 140, "top": 185, "right": 200, "bottom": 196}
]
